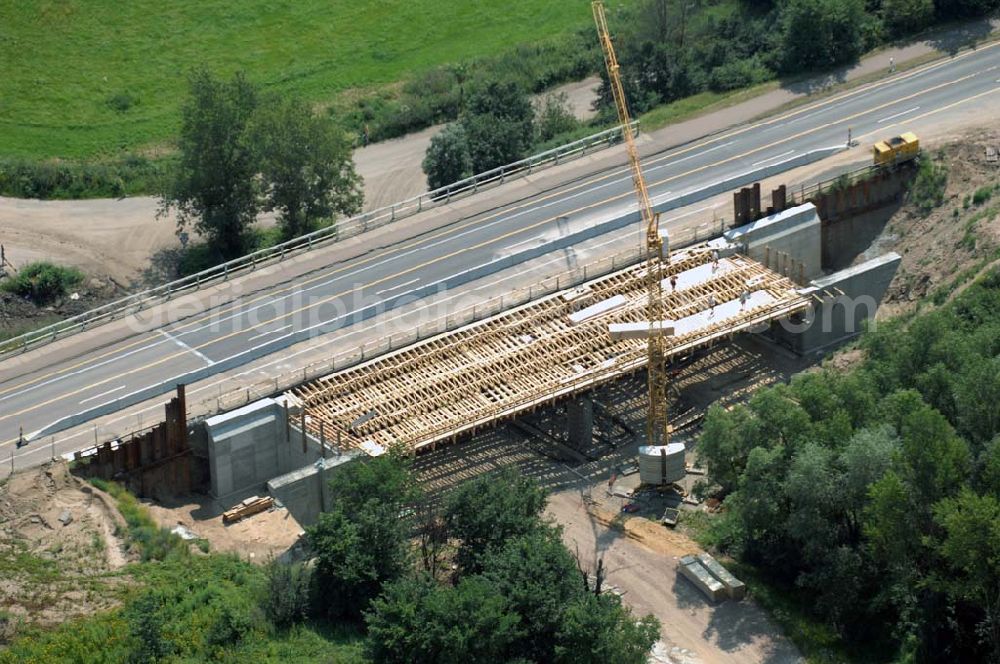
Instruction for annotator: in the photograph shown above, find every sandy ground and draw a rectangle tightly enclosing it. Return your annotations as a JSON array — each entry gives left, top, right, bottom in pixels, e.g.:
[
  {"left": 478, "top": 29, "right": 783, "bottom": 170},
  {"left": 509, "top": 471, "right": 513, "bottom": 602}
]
[
  {"left": 144, "top": 495, "right": 304, "bottom": 563},
  {"left": 0, "top": 463, "right": 130, "bottom": 635},
  {"left": 546, "top": 488, "right": 802, "bottom": 664}
]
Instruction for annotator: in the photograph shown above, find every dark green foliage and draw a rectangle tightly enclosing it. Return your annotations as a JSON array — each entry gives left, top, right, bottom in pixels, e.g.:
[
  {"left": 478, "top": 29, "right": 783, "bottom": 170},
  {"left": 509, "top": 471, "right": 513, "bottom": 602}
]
[
  {"left": 535, "top": 92, "right": 580, "bottom": 143},
  {"left": 125, "top": 594, "right": 172, "bottom": 664},
  {"left": 161, "top": 68, "right": 363, "bottom": 263},
  {"left": 882, "top": 0, "right": 935, "bottom": 37},
  {"left": 161, "top": 68, "right": 262, "bottom": 259},
  {"left": 934, "top": 0, "right": 1000, "bottom": 18},
  {"left": 253, "top": 97, "right": 363, "bottom": 240},
  {"left": 364, "top": 575, "right": 519, "bottom": 663},
  {"left": 0, "top": 261, "right": 83, "bottom": 305},
  {"left": 779, "top": 0, "right": 866, "bottom": 71},
  {"left": 307, "top": 452, "right": 418, "bottom": 622},
  {"left": 700, "top": 268, "right": 1000, "bottom": 660},
  {"left": 972, "top": 183, "right": 995, "bottom": 206},
  {"left": 0, "top": 155, "right": 164, "bottom": 199},
  {"left": 909, "top": 153, "right": 949, "bottom": 215},
  {"left": 444, "top": 466, "right": 547, "bottom": 574},
  {"left": 261, "top": 560, "right": 312, "bottom": 629},
  {"left": 461, "top": 80, "right": 536, "bottom": 173},
  {"left": 366, "top": 472, "right": 659, "bottom": 664},
  {"left": 422, "top": 123, "right": 473, "bottom": 191},
  {"left": 708, "top": 57, "right": 773, "bottom": 92}
]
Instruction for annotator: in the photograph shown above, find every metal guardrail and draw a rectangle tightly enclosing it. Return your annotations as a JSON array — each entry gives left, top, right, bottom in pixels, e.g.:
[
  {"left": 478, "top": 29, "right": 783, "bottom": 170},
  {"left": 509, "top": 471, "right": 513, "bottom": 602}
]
[
  {"left": 53, "top": 216, "right": 725, "bottom": 459},
  {"left": 0, "top": 122, "right": 636, "bottom": 361}
]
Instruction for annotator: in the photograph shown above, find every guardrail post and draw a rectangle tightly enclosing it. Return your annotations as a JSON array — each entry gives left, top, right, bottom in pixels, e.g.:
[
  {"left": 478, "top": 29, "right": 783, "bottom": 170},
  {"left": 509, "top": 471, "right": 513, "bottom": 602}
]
[
  {"left": 390, "top": 204, "right": 396, "bottom": 222},
  {"left": 473, "top": 177, "right": 478, "bottom": 193},
  {"left": 251, "top": 255, "right": 256, "bottom": 271},
  {"left": 196, "top": 274, "right": 200, "bottom": 290},
  {"left": 418, "top": 196, "right": 423, "bottom": 212},
  {"left": 500, "top": 167, "right": 505, "bottom": 185}
]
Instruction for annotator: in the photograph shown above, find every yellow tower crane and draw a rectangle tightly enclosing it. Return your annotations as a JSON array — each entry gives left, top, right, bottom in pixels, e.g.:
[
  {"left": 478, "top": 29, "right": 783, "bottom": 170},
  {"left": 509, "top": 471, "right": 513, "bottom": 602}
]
[{"left": 592, "top": 1, "right": 671, "bottom": 447}]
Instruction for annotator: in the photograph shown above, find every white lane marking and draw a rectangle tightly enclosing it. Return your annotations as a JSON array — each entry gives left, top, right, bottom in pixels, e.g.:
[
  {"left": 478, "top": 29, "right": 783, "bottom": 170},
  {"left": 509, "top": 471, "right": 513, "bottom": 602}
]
[
  {"left": 158, "top": 329, "right": 215, "bottom": 366},
  {"left": 878, "top": 106, "right": 919, "bottom": 123},
  {"left": 751, "top": 149, "right": 795, "bottom": 167},
  {"left": 668, "top": 203, "right": 720, "bottom": 222},
  {"left": 376, "top": 278, "right": 419, "bottom": 296},
  {"left": 247, "top": 324, "right": 292, "bottom": 341},
  {"left": 0, "top": 336, "right": 174, "bottom": 406},
  {"left": 79, "top": 385, "right": 126, "bottom": 405}
]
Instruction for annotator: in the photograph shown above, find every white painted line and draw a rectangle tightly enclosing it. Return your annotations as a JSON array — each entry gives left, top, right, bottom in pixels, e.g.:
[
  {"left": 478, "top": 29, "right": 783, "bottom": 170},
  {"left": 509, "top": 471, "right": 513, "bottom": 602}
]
[
  {"left": 79, "top": 385, "right": 126, "bottom": 405},
  {"left": 376, "top": 278, "right": 419, "bottom": 296},
  {"left": 751, "top": 149, "right": 795, "bottom": 167},
  {"left": 669, "top": 204, "right": 718, "bottom": 222},
  {"left": 158, "top": 329, "right": 215, "bottom": 366},
  {"left": 878, "top": 106, "right": 919, "bottom": 123},
  {"left": 248, "top": 324, "right": 292, "bottom": 341}
]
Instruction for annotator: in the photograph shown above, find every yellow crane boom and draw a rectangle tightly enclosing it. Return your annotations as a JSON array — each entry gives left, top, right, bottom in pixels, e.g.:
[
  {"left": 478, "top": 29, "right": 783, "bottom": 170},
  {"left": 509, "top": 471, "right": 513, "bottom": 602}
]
[{"left": 592, "top": 0, "right": 671, "bottom": 447}]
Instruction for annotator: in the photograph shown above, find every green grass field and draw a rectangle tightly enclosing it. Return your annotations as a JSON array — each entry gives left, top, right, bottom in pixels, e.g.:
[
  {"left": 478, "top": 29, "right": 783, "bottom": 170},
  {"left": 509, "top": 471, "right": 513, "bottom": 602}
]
[{"left": 1, "top": 0, "right": 604, "bottom": 160}]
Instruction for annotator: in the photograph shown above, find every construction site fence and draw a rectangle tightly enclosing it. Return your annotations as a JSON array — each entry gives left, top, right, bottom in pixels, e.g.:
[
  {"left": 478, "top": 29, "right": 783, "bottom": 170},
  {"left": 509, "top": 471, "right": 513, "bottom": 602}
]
[
  {"left": 787, "top": 162, "right": 891, "bottom": 205},
  {"left": 0, "top": 121, "right": 637, "bottom": 361},
  {"left": 61, "top": 216, "right": 724, "bottom": 459}
]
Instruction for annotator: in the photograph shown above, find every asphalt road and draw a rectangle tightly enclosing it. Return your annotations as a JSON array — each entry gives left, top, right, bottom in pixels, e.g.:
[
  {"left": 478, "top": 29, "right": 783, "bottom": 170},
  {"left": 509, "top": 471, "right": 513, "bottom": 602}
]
[{"left": 1, "top": 42, "right": 998, "bottom": 453}]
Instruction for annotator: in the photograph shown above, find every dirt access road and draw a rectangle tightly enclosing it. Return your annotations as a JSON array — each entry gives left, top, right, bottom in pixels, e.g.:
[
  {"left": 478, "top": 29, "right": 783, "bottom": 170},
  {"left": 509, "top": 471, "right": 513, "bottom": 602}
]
[{"left": 547, "top": 479, "right": 802, "bottom": 664}]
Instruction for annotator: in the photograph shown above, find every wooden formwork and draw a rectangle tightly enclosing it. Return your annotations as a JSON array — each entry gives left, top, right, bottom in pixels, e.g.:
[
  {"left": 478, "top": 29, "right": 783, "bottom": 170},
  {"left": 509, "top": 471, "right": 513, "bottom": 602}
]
[{"left": 294, "top": 245, "right": 809, "bottom": 454}]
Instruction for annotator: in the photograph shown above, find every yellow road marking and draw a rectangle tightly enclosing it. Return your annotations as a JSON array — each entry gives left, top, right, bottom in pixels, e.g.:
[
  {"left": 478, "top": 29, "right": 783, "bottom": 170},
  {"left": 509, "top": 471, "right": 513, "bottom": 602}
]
[{"left": 1, "top": 51, "right": 997, "bottom": 434}]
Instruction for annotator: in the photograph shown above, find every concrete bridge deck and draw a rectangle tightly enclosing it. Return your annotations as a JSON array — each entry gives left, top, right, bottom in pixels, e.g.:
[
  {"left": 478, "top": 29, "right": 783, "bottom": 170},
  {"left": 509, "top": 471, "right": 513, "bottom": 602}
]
[{"left": 294, "top": 244, "right": 809, "bottom": 453}]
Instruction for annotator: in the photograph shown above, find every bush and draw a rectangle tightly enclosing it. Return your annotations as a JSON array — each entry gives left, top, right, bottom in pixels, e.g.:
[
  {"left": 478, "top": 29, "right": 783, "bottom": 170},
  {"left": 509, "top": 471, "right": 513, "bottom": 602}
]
[
  {"left": 909, "top": 154, "right": 949, "bottom": 215},
  {"left": 535, "top": 92, "right": 579, "bottom": 143},
  {"left": 0, "top": 155, "right": 165, "bottom": 199},
  {"left": 779, "top": 0, "right": 866, "bottom": 72},
  {"left": 1, "top": 261, "right": 83, "bottom": 305},
  {"left": 261, "top": 560, "right": 312, "bottom": 628},
  {"left": 972, "top": 184, "right": 994, "bottom": 206},
  {"left": 422, "top": 123, "right": 473, "bottom": 191},
  {"left": 708, "top": 57, "right": 773, "bottom": 93}
]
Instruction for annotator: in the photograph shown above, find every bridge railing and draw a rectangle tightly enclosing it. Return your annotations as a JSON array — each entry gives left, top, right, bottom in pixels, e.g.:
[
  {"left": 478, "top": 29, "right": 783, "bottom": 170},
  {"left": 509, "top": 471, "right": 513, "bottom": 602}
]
[
  {"left": 0, "top": 121, "right": 637, "bottom": 361},
  {"left": 28, "top": 214, "right": 725, "bottom": 469}
]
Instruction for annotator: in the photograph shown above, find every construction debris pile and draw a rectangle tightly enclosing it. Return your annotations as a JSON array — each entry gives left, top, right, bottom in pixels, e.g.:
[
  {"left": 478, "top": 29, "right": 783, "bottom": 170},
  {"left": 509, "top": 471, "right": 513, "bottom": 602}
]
[{"left": 294, "top": 244, "right": 808, "bottom": 454}]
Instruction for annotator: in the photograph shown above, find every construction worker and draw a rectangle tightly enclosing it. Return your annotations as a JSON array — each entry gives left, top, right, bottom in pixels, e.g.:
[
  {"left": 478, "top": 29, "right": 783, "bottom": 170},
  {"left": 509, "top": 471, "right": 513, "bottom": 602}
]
[
  {"left": 707, "top": 294, "right": 716, "bottom": 315},
  {"left": 889, "top": 57, "right": 895, "bottom": 74},
  {"left": 711, "top": 249, "right": 720, "bottom": 271},
  {"left": 739, "top": 289, "right": 750, "bottom": 309},
  {"left": 670, "top": 274, "right": 678, "bottom": 292}
]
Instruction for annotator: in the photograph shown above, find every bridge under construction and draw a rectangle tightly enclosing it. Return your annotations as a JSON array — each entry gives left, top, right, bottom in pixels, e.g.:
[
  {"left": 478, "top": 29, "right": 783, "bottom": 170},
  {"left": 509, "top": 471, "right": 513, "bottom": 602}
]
[{"left": 292, "top": 241, "right": 810, "bottom": 455}]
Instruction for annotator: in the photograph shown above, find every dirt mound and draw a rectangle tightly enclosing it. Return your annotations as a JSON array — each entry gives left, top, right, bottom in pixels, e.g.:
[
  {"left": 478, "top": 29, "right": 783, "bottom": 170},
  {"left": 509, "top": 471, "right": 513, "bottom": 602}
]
[
  {"left": 0, "top": 462, "right": 131, "bottom": 636},
  {"left": 876, "top": 125, "right": 1000, "bottom": 317}
]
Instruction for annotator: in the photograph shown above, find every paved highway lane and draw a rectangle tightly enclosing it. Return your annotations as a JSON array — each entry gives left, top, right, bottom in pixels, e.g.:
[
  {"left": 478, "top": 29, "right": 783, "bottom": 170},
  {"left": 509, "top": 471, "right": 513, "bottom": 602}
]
[{"left": 2, "top": 42, "right": 999, "bottom": 447}]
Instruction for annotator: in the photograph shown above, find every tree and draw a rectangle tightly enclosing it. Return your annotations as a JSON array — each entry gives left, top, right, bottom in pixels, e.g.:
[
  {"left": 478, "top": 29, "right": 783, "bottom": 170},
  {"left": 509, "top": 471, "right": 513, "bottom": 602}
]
[
  {"left": 933, "top": 0, "right": 1000, "bottom": 18},
  {"left": 307, "top": 504, "right": 410, "bottom": 622},
  {"left": 326, "top": 449, "right": 420, "bottom": 518},
  {"left": 460, "top": 80, "right": 535, "bottom": 173},
  {"left": 933, "top": 489, "right": 1000, "bottom": 661},
  {"left": 480, "top": 527, "right": 582, "bottom": 661},
  {"left": 125, "top": 593, "right": 172, "bottom": 664},
  {"left": 307, "top": 452, "right": 417, "bottom": 621},
  {"left": 422, "top": 123, "right": 473, "bottom": 191},
  {"left": 260, "top": 558, "right": 311, "bottom": 628},
  {"left": 364, "top": 575, "right": 519, "bottom": 663},
  {"left": 882, "top": 0, "right": 934, "bottom": 37},
  {"left": 535, "top": 92, "right": 579, "bottom": 144},
  {"left": 253, "top": 97, "right": 362, "bottom": 240},
  {"left": 444, "top": 466, "right": 547, "bottom": 575},
  {"left": 554, "top": 593, "right": 660, "bottom": 664},
  {"left": 161, "top": 69, "right": 261, "bottom": 259},
  {"left": 779, "top": 0, "right": 865, "bottom": 72}
]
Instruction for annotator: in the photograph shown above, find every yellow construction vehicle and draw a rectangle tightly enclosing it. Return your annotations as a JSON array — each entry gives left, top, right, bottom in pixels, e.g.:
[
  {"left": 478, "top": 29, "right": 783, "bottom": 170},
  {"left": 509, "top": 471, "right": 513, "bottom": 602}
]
[{"left": 873, "top": 132, "right": 919, "bottom": 166}]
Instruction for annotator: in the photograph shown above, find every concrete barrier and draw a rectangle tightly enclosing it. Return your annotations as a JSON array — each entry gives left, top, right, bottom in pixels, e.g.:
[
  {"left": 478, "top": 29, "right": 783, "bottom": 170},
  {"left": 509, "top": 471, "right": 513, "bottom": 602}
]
[{"left": 30, "top": 146, "right": 845, "bottom": 440}]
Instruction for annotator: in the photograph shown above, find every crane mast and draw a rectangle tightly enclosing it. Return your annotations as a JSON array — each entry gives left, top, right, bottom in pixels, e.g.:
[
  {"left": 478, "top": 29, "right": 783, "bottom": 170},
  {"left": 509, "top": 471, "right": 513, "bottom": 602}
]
[{"left": 592, "top": 1, "right": 671, "bottom": 447}]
